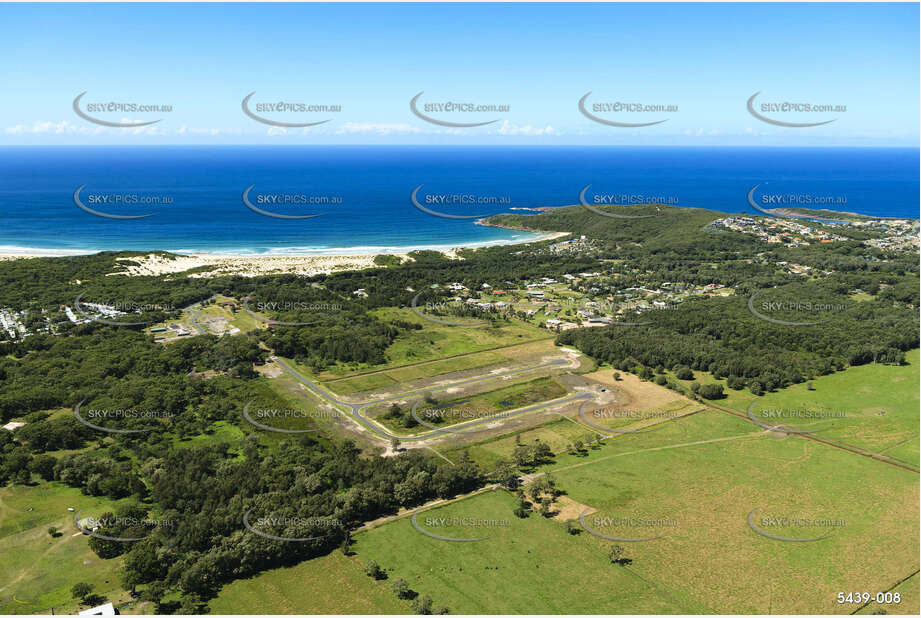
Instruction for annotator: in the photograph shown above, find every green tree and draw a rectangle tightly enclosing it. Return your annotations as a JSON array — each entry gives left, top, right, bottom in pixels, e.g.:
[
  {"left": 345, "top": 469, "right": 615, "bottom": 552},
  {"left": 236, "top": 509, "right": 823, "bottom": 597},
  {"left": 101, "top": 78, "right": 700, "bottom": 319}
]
[
  {"left": 30, "top": 454, "right": 57, "bottom": 481},
  {"left": 698, "top": 383, "right": 724, "bottom": 400},
  {"left": 365, "top": 560, "right": 385, "bottom": 580},
  {"left": 412, "top": 595, "right": 434, "bottom": 615},
  {"left": 608, "top": 544, "right": 625, "bottom": 564},
  {"left": 71, "top": 582, "right": 93, "bottom": 602},
  {"left": 392, "top": 578, "right": 413, "bottom": 599}
]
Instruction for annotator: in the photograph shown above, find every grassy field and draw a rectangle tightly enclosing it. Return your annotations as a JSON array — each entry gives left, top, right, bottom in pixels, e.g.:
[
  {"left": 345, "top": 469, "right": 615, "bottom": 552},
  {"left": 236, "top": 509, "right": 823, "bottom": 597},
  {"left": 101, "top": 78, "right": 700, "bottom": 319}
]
[
  {"left": 542, "top": 409, "right": 920, "bottom": 614},
  {"left": 383, "top": 351, "right": 508, "bottom": 383},
  {"left": 442, "top": 416, "right": 604, "bottom": 470},
  {"left": 210, "top": 490, "right": 693, "bottom": 614},
  {"left": 325, "top": 371, "right": 398, "bottom": 395},
  {"left": 686, "top": 349, "right": 920, "bottom": 462},
  {"left": 174, "top": 420, "right": 245, "bottom": 448},
  {"left": 440, "top": 368, "right": 704, "bottom": 470},
  {"left": 309, "top": 307, "right": 550, "bottom": 382},
  {"left": 363, "top": 407, "right": 919, "bottom": 614},
  {"left": 369, "top": 377, "right": 568, "bottom": 435},
  {"left": 350, "top": 489, "right": 698, "bottom": 614},
  {"left": 198, "top": 296, "right": 265, "bottom": 333},
  {"left": 257, "top": 371, "right": 355, "bottom": 437},
  {"left": 855, "top": 571, "right": 920, "bottom": 614},
  {"left": 323, "top": 339, "right": 564, "bottom": 396},
  {"left": 209, "top": 550, "right": 409, "bottom": 614},
  {"left": 0, "top": 483, "right": 136, "bottom": 615}
]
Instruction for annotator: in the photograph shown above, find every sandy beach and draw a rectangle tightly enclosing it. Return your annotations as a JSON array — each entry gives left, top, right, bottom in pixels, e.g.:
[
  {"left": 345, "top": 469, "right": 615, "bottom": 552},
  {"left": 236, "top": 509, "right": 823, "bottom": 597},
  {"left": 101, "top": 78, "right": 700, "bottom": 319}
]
[{"left": 0, "top": 231, "right": 570, "bottom": 278}]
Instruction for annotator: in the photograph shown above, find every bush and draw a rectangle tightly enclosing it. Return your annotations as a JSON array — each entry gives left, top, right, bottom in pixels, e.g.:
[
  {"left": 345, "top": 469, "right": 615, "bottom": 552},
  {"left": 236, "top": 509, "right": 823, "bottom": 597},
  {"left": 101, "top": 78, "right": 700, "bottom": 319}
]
[
  {"left": 412, "top": 595, "right": 433, "bottom": 615},
  {"left": 365, "top": 560, "right": 385, "bottom": 580},
  {"left": 727, "top": 376, "right": 746, "bottom": 390},
  {"left": 698, "top": 383, "right": 725, "bottom": 400},
  {"left": 674, "top": 366, "right": 694, "bottom": 380},
  {"left": 392, "top": 578, "right": 413, "bottom": 599}
]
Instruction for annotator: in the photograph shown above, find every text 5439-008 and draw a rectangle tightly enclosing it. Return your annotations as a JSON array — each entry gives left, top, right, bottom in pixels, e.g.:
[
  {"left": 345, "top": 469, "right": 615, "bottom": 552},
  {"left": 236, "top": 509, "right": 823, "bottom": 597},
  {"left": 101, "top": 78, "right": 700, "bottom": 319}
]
[{"left": 836, "top": 592, "right": 901, "bottom": 605}]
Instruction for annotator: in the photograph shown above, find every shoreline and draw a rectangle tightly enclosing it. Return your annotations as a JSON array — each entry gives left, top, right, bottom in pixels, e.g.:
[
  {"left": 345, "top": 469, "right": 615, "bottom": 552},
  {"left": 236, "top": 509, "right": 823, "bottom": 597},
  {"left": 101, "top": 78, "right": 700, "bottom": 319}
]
[
  {"left": 0, "top": 230, "right": 570, "bottom": 278},
  {"left": 0, "top": 231, "right": 567, "bottom": 260},
  {"left": 475, "top": 215, "right": 570, "bottom": 237}
]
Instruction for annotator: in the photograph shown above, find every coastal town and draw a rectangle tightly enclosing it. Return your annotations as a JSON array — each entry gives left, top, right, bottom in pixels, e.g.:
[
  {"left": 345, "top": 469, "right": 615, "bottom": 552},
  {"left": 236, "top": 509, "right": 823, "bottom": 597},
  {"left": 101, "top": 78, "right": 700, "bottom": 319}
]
[
  {"left": 420, "top": 275, "right": 731, "bottom": 332},
  {"left": 710, "top": 214, "right": 918, "bottom": 250}
]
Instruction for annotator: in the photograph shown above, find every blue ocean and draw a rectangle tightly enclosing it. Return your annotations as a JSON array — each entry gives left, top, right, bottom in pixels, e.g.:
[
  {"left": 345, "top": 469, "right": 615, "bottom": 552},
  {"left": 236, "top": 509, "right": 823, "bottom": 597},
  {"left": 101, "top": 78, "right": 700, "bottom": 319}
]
[{"left": 0, "top": 146, "right": 917, "bottom": 255}]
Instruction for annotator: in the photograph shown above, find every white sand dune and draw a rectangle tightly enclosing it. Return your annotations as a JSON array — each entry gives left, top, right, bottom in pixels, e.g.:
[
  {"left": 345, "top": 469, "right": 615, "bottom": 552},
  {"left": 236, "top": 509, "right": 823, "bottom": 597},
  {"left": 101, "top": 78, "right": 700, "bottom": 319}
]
[{"left": 0, "top": 231, "right": 569, "bottom": 277}]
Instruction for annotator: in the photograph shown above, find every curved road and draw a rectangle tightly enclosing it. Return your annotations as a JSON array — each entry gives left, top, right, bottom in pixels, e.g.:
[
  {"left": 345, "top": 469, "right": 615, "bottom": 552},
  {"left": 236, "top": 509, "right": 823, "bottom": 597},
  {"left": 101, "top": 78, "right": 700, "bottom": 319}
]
[{"left": 271, "top": 355, "right": 590, "bottom": 443}]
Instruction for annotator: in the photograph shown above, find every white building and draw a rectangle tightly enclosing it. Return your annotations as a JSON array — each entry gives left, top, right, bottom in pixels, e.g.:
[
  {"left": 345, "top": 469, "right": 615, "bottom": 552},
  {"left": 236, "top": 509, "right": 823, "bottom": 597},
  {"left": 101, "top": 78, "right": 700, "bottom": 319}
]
[{"left": 79, "top": 602, "right": 117, "bottom": 615}]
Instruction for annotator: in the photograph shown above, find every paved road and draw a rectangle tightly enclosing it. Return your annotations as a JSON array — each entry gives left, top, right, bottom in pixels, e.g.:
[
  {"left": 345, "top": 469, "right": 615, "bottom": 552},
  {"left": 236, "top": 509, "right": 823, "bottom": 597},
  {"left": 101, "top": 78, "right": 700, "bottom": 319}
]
[
  {"left": 187, "top": 309, "right": 207, "bottom": 335},
  {"left": 271, "top": 355, "right": 590, "bottom": 444},
  {"left": 183, "top": 296, "right": 215, "bottom": 335}
]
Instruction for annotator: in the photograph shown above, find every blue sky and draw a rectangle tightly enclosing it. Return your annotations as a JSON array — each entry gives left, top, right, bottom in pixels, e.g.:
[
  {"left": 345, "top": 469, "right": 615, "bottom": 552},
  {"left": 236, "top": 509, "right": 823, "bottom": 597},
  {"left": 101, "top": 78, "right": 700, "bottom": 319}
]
[{"left": 1, "top": 2, "right": 918, "bottom": 146}]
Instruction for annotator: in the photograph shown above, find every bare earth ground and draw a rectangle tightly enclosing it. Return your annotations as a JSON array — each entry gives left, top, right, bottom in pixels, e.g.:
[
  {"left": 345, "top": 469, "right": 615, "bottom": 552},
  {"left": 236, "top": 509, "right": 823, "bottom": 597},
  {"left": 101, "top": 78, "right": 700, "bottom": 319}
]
[{"left": 583, "top": 368, "right": 687, "bottom": 409}]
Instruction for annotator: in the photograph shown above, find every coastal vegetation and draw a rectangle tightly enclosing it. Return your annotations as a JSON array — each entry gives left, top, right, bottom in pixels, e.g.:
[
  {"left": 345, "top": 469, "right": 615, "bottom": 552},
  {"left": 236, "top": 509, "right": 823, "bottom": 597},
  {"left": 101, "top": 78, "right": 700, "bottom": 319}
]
[{"left": 0, "top": 203, "right": 916, "bottom": 613}]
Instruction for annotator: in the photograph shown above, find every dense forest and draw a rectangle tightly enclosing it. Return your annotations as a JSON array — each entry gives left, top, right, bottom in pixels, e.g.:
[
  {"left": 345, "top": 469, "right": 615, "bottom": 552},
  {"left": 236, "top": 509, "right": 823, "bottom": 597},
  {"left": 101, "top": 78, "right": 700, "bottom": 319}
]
[{"left": 0, "top": 323, "right": 484, "bottom": 612}]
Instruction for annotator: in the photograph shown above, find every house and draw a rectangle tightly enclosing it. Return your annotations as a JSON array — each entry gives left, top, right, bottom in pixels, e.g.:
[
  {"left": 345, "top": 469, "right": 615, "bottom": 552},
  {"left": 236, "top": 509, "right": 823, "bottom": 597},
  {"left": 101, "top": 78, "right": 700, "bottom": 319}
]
[
  {"left": 492, "top": 290, "right": 507, "bottom": 295},
  {"left": 353, "top": 289, "right": 368, "bottom": 298},
  {"left": 2, "top": 421, "right": 25, "bottom": 431}
]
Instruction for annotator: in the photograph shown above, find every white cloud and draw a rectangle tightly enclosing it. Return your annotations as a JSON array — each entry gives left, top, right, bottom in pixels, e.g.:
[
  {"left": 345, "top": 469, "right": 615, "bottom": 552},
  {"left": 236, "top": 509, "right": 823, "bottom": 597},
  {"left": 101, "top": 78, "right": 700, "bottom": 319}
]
[
  {"left": 5, "top": 120, "right": 104, "bottom": 135},
  {"left": 682, "top": 127, "right": 725, "bottom": 137},
  {"left": 175, "top": 125, "right": 243, "bottom": 136},
  {"left": 334, "top": 122, "right": 425, "bottom": 135},
  {"left": 494, "top": 120, "right": 559, "bottom": 136}
]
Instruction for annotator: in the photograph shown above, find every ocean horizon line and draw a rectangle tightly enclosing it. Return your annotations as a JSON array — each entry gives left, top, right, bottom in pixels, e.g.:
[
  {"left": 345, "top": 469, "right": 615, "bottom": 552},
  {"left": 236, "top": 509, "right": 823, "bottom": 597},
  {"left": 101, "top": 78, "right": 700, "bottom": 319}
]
[{"left": 1, "top": 144, "right": 918, "bottom": 151}]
